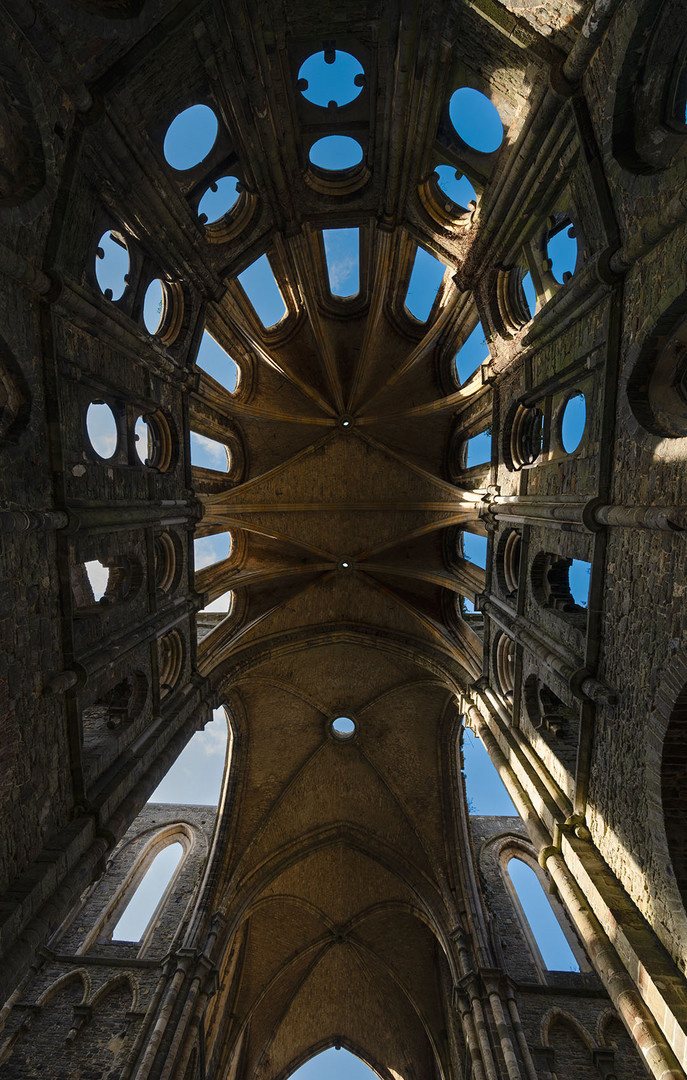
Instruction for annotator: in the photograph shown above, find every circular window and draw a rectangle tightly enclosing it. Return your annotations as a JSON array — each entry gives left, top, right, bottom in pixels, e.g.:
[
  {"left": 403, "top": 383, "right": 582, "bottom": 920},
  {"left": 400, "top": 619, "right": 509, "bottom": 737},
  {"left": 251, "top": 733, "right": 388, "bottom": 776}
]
[
  {"left": 497, "top": 529, "right": 522, "bottom": 597},
  {"left": 449, "top": 87, "right": 503, "bottom": 153},
  {"left": 134, "top": 415, "right": 152, "bottom": 464},
  {"left": 159, "top": 630, "right": 183, "bottom": 697},
  {"left": 86, "top": 401, "right": 118, "bottom": 459},
  {"left": 560, "top": 393, "right": 586, "bottom": 453},
  {"left": 298, "top": 50, "right": 365, "bottom": 107},
  {"left": 331, "top": 715, "right": 356, "bottom": 739},
  {"left": 434, "top": 164, "right": 477, "bottom": 209},
  {"left": 546, "top": 220, "right": 578, "bottom": 285},
  {"left": 163, "top": 104, "right": 218, "bottom": 170},
  {"left": 509, "top": 404, "right": 543, "bottom": 469},
  {"left": 154, "top": 532, "right": 179, "bottom": 592},
  {"left": 494, "top": 632, "right": 515, "bottom": 698},
  {"left": 95, "top": 230, "right": 129, "bottom": 301},
  {"left": 134, "top": 410, "right": 175, "bottom": 472},
  {"left": 198, "top": 176, "right": 240, "bottom": 224},
  {"left": 309, "top": 135, "right": 363, "bottom": 171},
  {"left": 143, "top": 278, "right": 165, "bottom": 334}
]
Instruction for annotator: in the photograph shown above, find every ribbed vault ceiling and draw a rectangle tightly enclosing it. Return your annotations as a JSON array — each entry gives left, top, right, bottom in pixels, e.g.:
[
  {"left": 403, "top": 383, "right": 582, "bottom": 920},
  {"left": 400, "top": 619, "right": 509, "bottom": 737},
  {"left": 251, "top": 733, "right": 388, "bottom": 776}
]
[{"left": 64, "top": 0, "right": 590, "bottom": 1075}]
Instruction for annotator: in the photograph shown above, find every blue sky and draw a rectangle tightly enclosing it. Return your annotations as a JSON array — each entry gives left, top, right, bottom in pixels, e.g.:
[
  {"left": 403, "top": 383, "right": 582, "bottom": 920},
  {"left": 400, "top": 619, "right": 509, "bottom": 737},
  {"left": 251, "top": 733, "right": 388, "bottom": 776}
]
[
  {"left": 435, "top": 165, "right": 477, "bottom": 209},
  {"left": 455, "top": 322, "right": 490, "bottom": 384},
  {"left": 405, "top": 247, "right": 446, "bottom": 321},
  {"left": 164, "top": 103, "right": 217, "bottom": 170},
  {"left": 548, "top": 224, "right": 578, "bottom": 283},
  {"left": 323, "top": 228, "right": 359, "bottom": 297},
  {"left": 238, "top": 253, "right": 287, "bottom": 327},
  {"left": 199, "top": 175, "right": 240, "bottom": 223},
  {"left": 86, "top": 401, "right": 118, "bottom": 458},
  {"left": 507, "top": 859, "right": 579, "bottom": 971},
  {"left": 449, "top": 87, "right": 503, "bottom": 153},
  {"left": 466, "top": 429, "right": 491, "bottom": 468},
  {"left": 288, "top": 1050, "right": 376, "bottom": 1080},
  {"left": 190, "top": 430, "right": 231, "bottom": 471},
  {"left": 462, "top": 530, "right": 488, "bottom": 568},
  {"left": 298, "top": 50, "right": 364, "bottom": 107},
  {"left": 562, "top": 392, "right": 586, "bottom": 452},
  {"left": 195, "top": 330, "right": 239, "bottom": 392},
  {"left": 310, "top": 135, "right": 363, "bottom": 171}
]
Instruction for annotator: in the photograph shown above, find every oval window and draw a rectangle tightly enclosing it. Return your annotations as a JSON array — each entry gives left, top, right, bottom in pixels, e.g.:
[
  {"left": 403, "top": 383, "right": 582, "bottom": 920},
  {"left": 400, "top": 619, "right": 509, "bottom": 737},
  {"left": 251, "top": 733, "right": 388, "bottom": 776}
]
[
  {"left": 95, "top": 230, "right": 129, "bottom": 301},
  {"left": 163, "top": 104, "right": 218, "bottom": 171},
  {"left": 298, "top": 50, "right": 364, "bottom": 107},
  {"left": 309, "top": 135, "right": 363, "bottom": 171},
  {"left": 86, "top": 402, "right": 118, "bottom": 459},
  {"left": 561, "top": 393, "right": 586, "bottom": 453},
  {"left": 449, "top": 87, "right": 503, "bottom": 153},
  {"left": 198, "top": 176, "right": 240, "bottom": 224},
  {"left": 143, "top": 278, "right": 165, "bottom": 334}
]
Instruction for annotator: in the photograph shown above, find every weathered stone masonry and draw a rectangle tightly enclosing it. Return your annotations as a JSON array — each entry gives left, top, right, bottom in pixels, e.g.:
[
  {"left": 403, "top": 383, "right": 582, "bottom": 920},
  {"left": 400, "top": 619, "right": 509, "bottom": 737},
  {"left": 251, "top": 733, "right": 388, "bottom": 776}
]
[{"left": 1, "top": 0, "right": 687, "bottom": 1078}]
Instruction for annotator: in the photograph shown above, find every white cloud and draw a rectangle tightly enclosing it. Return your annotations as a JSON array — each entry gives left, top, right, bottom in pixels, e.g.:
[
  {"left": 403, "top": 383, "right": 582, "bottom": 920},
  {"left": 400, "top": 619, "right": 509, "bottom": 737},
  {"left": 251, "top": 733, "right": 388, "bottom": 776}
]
[
  {"left": 328, "top": 253, "right": 356, "bottom": 293},
  {"left": 194, "top": 541, "right": 221, "bottom": 570},
  {"left": 191, "top": 432, "right": 230, "bottom": 471}
]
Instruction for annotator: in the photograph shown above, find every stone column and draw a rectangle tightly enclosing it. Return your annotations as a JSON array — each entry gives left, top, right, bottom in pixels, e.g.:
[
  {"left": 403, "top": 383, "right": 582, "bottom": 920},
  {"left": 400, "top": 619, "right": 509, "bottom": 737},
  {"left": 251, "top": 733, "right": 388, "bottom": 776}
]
[{"left": 462, "top": 697, "right": 685, "bottom": 1080}]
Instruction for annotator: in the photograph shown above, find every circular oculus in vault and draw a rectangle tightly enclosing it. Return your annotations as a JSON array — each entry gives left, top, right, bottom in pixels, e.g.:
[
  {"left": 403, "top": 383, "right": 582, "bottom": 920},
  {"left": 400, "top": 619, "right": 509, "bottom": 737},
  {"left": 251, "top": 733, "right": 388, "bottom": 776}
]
[{"left": 331, "top": 716, "right": 356, "bottom": 740}]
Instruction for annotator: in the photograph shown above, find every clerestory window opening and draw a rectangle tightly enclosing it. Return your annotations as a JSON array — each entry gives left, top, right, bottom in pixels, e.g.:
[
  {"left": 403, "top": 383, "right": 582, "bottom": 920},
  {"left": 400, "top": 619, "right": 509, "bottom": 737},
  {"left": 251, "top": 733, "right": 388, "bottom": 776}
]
[
  {"left": 461, "top": 530, "right": 488, "bottom": 569},
  {"left": 238, "top": 253, "right": 288, "bottom": 329},
  {"left": 455, "top": 320, "right": 490, "bottom": 385},
  {"left": 190, "top": 431, "right": 231, "bottom": 472},
  {"left": 194, "top": 531, "right": 232, "bottom": 571},
  {"left": 198, "top": 176, "right": 240, "bottom": 224},
  {"left": 465, "top": 428, "right": 492, "bottom": 468},
  {"left": 461, "top": 727, "right": 517, "bottom": 815},
  {"left": 195, "top": 329, "right": 239, "bottom": 394},
  {"left": 86, "top": 401, "right": 118, "bottom": 460},
  {"left": 322, "top": 227, "right": 360, "bottom": 299},
  {"left": 286, "top": 1048, "right": 378, "bottom": 1080},
  {"left": 150, "top": 706, "right": 231, "bottom": 807},
  {"left": 404, "top": 246, "right": 446, "bottom": 322},
  {"left": 560, "top": 392, "right": 586, "bottom": 453}
]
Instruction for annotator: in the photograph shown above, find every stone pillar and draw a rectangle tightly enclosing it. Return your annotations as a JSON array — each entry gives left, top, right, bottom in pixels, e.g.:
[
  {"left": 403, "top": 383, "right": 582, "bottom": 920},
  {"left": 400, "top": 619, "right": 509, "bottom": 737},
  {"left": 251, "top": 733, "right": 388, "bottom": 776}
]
[{"left": 462, "top": 696, "right": 685, "bottom": 1080}]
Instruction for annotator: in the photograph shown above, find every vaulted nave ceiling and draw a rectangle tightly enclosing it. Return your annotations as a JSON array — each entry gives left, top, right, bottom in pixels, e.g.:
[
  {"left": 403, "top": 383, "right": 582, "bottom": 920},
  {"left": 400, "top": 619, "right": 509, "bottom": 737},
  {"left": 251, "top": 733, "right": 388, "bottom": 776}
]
[{"left": 41, "top": 0, "right": 591, "bottom": 1077}]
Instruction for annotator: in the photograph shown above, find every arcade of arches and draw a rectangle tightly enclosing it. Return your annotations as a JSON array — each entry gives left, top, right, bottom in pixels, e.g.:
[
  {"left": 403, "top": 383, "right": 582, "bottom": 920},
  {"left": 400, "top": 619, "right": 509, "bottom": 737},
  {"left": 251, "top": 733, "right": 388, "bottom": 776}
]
[{"left": 1, "top": 1, "right": 687, "bottom": 1079}]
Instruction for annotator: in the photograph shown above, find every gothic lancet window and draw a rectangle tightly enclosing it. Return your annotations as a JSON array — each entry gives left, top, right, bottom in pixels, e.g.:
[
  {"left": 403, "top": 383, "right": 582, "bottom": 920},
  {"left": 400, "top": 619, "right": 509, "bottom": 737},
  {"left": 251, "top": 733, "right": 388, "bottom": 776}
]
[
  {"left": 111, "top": 841, "right": 184, "bottom": 942},
  {"left": 506, "top": 857, "right": 581, "bottom": 973}
]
